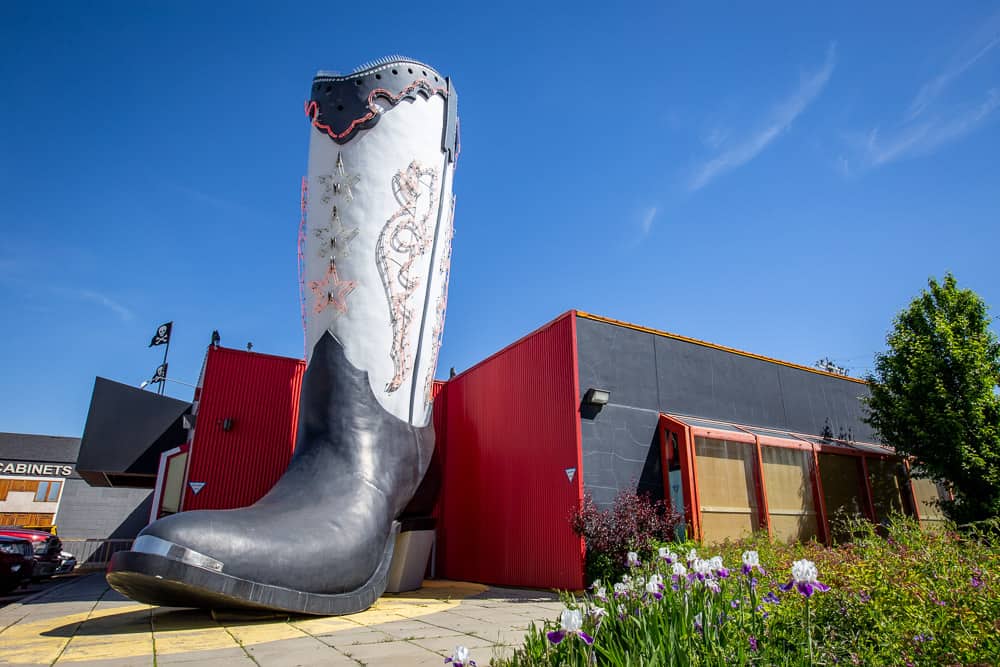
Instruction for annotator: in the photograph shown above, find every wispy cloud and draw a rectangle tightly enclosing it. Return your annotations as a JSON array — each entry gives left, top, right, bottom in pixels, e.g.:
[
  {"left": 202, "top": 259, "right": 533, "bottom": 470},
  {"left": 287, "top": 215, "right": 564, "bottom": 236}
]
[
  {"left": 906, "top": 11, "right": 1000, "bottom": 120},
  {"left": 640, "top": 207, "right": 658, "bottom": 236},
  {"left": 689, "top": 43, "right": 837, "bottom": 192},
  {"left": 868, "top": 89, "right": 1000, "bottom": 165},
  {"left": 854, "top": 11, "right": 1000, "bottom": 169},
  {"left": 75, "top": 289, "right": 135, "bottom": 322}
]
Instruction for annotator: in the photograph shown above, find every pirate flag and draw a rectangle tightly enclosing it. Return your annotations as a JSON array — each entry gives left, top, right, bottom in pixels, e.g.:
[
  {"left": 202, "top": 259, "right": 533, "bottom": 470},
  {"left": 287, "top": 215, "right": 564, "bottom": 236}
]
[
  {"left": 149, "top": 321, "right": 172, "bottom": 347},
  {"left": 150, "top": 363, "right": 168, "bottom": 384}
]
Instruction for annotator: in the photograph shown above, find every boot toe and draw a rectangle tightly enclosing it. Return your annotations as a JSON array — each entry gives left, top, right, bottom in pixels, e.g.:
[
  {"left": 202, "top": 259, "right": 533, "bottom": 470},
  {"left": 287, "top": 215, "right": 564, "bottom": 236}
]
[{"left": 133, "top": 494, "right": 392, "bottom": 595}]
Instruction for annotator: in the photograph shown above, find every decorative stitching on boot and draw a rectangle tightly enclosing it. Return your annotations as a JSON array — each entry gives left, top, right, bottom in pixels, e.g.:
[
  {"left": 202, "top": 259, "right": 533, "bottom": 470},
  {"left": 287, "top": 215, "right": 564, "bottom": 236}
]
[
  {"left": 376, "top": 161, "right": 439, "bottom": 393},
  {"left": 298, "top": 176, "right": 309, "bottom": 354},
  {"left": 422, "top": 194, "right": 455, "bottom": 409},
  {"left": 305, "top": 79, "right": 448, "bottom": 144}
]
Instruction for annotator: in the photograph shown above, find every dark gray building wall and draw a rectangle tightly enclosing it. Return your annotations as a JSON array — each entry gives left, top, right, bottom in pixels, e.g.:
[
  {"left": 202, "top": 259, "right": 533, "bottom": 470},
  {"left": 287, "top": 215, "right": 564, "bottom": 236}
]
[
  {"left": 56, "top": 478, "right": 152, "bottom": 540},
  {"left": 576, "top": 316, "right": 873, "bottom": 506}
]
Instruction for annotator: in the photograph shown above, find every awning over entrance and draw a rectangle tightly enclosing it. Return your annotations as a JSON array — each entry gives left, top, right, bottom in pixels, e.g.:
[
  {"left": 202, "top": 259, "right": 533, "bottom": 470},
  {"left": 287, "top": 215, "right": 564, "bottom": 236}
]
[{"left": 77, "top": 377, "right": 192, "bottom": 488}]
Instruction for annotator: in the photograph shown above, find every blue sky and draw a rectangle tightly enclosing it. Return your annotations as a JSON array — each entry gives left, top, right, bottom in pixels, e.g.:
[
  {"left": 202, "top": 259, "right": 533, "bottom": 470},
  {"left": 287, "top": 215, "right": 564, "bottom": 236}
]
[{"left": 1, "top": 2, "right": 998, "bottom": 436}]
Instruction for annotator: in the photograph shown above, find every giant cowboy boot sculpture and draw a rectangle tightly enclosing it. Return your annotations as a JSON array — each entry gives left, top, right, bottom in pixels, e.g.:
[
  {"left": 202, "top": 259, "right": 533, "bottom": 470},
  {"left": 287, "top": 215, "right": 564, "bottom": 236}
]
[{"left": 107, "top": 57, "right": 458, "bottom": 615}]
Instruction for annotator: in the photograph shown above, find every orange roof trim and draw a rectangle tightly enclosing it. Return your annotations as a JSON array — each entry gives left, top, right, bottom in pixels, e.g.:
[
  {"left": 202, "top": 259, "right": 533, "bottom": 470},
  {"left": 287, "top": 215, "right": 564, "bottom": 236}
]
[{"left": 575, "top": 311, "right": 867, "bottom": 385}]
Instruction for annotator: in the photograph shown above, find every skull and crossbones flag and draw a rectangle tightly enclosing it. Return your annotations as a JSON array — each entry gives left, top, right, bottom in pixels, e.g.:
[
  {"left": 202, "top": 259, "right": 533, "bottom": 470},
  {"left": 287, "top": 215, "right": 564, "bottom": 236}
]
[
  {"left": 149, "top": 321, "right": 172, "bottom": 347},
  {"left": 150, "top": 363, "right": 168, "bottom": 384}
]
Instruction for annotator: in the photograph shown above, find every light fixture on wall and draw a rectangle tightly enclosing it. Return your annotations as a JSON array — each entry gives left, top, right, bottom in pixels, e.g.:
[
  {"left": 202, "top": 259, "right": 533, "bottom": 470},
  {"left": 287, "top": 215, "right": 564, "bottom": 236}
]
[{"left": 583, "top": 388, "right": 611, "bottom": 406}]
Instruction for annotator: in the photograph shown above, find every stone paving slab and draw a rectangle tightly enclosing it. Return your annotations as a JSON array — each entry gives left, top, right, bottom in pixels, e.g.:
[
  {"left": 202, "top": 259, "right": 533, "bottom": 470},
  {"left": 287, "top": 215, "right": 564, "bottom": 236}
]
[{"left": 0, "top": 573, "right": 560, "bottom": 666}]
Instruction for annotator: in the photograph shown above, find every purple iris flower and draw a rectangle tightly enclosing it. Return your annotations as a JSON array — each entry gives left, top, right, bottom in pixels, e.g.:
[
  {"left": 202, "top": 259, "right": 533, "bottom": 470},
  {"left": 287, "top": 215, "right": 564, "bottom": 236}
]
[
  {"left": 741, "top": 550, "right": 765, "bottom": 576},
  {"left": 763, "top": 592, "right": 780, "bottom": 604},
  {"left": 749, "top": 636, "right": 758, "bottom": 652},
  {"left": 547, "top": 609, "right": 594, "bottom": 646},
  {"left": 645, "top": 574, "right": 665, "bottom": 600},
  {"left": 779, "top": 559, "right": 830, "bottom": 598},
  {"left": 691, "top": 558, "right": 712, "bottom": 582},
  {"left": 445, "top": 645, "right": 476, "bottom": 666},
  {"left": 708, "top": 556, "right": 729, "bottom": 579},
  {"left": 971, "top": 576, "right": 983, "bottom": 589}
]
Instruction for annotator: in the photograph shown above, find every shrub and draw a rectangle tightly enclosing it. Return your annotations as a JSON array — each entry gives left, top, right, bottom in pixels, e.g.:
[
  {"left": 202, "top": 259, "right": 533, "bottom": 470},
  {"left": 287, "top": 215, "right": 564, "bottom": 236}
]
[{"left": 571, "top": 489, "right": 683, "bottom": 585}]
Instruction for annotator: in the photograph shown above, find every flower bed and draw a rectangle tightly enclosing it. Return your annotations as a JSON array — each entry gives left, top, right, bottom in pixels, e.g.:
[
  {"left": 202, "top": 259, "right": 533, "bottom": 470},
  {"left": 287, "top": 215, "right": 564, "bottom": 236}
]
[{"left": 480, "top": 515, "right": 999, "bottom": 666}]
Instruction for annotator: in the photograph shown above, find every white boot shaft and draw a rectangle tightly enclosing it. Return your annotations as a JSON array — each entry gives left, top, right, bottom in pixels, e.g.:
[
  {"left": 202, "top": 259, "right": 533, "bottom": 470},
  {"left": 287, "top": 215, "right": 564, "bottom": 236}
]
[{"left": 303, "top": 59, "right": 457, "bottom": 427}]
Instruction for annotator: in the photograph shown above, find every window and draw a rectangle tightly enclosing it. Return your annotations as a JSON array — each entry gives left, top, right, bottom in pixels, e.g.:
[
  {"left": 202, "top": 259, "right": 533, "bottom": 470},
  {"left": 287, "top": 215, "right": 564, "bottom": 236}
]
[
  {"left": 818, "top": 453, "right": 866, "bottom": 542},
  {"left": 867, "top": 458, "right": 913, "bottom": 521},
  {"left": 33, "top": 481, "right": 61, "bottom": 503},
  {"left": 694, "top": 437, "right": 761, "bottom": 543},
  {"left": 761, "top": 446, "right": 819, "bottom": 543},
  {"left": 909, "top": 474, "right": 948, "bottom": 529}
]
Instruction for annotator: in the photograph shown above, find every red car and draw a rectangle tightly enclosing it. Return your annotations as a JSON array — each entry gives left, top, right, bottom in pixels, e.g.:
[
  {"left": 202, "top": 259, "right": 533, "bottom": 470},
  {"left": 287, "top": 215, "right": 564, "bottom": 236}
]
[
  {"left": 0, "top": 536, "right": 35, "bottom": 593},
  {"left": 0, "top": 527, "right": 62, "bottom": 580}
]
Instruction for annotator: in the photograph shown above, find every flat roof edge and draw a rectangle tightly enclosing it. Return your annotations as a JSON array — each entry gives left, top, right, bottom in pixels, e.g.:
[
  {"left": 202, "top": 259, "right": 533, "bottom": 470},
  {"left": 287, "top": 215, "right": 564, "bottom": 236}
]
[{"left": 576, "top": 311, "right": 867, "bottom": 385}]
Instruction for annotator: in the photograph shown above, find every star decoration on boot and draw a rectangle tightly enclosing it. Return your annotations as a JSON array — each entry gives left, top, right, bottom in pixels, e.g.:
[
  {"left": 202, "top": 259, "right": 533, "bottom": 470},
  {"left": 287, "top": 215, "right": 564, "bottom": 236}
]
[
  {"left": 318, "top": 152, "right": 360, "bottom": 204},
  {"left": 313, "top": 205, "right": 360, "bottom": 259},
  {"left": 309, "top": 260, "right": 357, "bottom": 315}
]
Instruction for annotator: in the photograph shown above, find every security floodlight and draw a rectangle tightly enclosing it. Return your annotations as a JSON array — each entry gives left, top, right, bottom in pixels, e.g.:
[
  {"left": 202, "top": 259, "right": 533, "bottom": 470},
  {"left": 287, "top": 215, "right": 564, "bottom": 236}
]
[{"left": 583, "top": 388, "right": 611, "bottom": 406}]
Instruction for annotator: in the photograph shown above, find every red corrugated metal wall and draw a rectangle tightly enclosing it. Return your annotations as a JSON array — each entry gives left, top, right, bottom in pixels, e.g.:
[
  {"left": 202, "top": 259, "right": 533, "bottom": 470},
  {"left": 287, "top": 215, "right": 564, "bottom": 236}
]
[
  {"left": 183, "top": 346, "right": 305, "bottom": 511},
  {"left": 436, "top": 312, "right": 584, "bottom": 590}
]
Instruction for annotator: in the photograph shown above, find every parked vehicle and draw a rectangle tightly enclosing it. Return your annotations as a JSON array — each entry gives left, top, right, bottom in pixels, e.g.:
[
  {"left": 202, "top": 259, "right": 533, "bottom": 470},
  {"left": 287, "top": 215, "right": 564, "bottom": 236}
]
[
  {"left": 0, "top": 536, "right": 35, "bottom": 593},
  {"left": 0, "top": 527, "right": 63, "bottom": 580},
  {"left": 55, "top": 550, "right": 77, "bottom": 575}
]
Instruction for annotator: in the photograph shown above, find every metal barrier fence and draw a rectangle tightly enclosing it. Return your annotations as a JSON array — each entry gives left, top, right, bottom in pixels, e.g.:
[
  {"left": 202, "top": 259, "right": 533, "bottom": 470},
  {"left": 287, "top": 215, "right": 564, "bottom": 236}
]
[{"left": 59, "top": 538, "right": 134, "bottom": 570}]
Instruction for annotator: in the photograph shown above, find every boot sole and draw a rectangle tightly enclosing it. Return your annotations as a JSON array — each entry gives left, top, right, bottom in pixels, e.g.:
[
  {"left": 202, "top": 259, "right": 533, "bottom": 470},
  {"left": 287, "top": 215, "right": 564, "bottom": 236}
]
[{"left": 106, "top": 521, "right": 400, "bottom": 616}]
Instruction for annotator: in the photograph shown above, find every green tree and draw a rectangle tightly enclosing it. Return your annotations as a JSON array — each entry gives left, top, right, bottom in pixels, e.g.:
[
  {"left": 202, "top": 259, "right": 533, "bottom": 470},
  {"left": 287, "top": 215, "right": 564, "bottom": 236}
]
[{"left": 865, "top": 273, "right": 1000, "bottom": 523}]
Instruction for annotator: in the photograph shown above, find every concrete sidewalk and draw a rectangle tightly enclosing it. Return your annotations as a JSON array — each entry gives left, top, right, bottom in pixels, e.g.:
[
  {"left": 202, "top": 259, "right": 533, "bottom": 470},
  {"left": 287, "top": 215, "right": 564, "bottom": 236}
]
[{"left": 0, "top": 574, "right": 562, "bottom": 666}]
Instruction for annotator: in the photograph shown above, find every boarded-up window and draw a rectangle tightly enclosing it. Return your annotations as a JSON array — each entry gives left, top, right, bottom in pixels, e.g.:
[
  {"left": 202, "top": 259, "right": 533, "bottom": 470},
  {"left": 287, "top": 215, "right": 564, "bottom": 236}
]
[
  {"left": 761, "top": 446, "right": 818, "bottom": 543},
  {"left": 910, "top": 476, "right": 948, "bottom": 529},
  {"left": 868, "top": 458, "right": 913, "bottom": 521},
  {"left": 0, "top": 512, "right": 54, "bottom": 527},
  {"left": 818, "top": 453, "right": 865, "bottom": 542},
  {"left": 0, "top": 479, "right": 40, "bottom": 500},
  {"left": 694, "top": 437, "right": 760, "bottom": 544}
]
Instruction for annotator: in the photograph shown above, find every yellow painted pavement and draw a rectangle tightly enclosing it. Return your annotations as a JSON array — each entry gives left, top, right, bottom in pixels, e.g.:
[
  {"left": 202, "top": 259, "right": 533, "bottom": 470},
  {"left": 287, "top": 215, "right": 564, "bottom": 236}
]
[{"left": 0, "top": 576, "right": 559, "bottom": 666}]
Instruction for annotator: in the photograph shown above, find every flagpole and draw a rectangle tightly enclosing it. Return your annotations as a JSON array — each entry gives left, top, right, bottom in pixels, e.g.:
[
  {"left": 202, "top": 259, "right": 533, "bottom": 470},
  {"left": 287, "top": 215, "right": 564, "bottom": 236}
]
[{"left": 160, "top": 331, "right": 171, "bottom": 395}]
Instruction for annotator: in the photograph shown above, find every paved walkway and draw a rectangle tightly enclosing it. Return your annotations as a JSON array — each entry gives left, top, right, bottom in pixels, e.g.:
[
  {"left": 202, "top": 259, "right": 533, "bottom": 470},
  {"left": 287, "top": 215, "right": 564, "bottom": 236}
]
[{"left": 0, "top": 574, "right": 562, "bottom": 666}]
